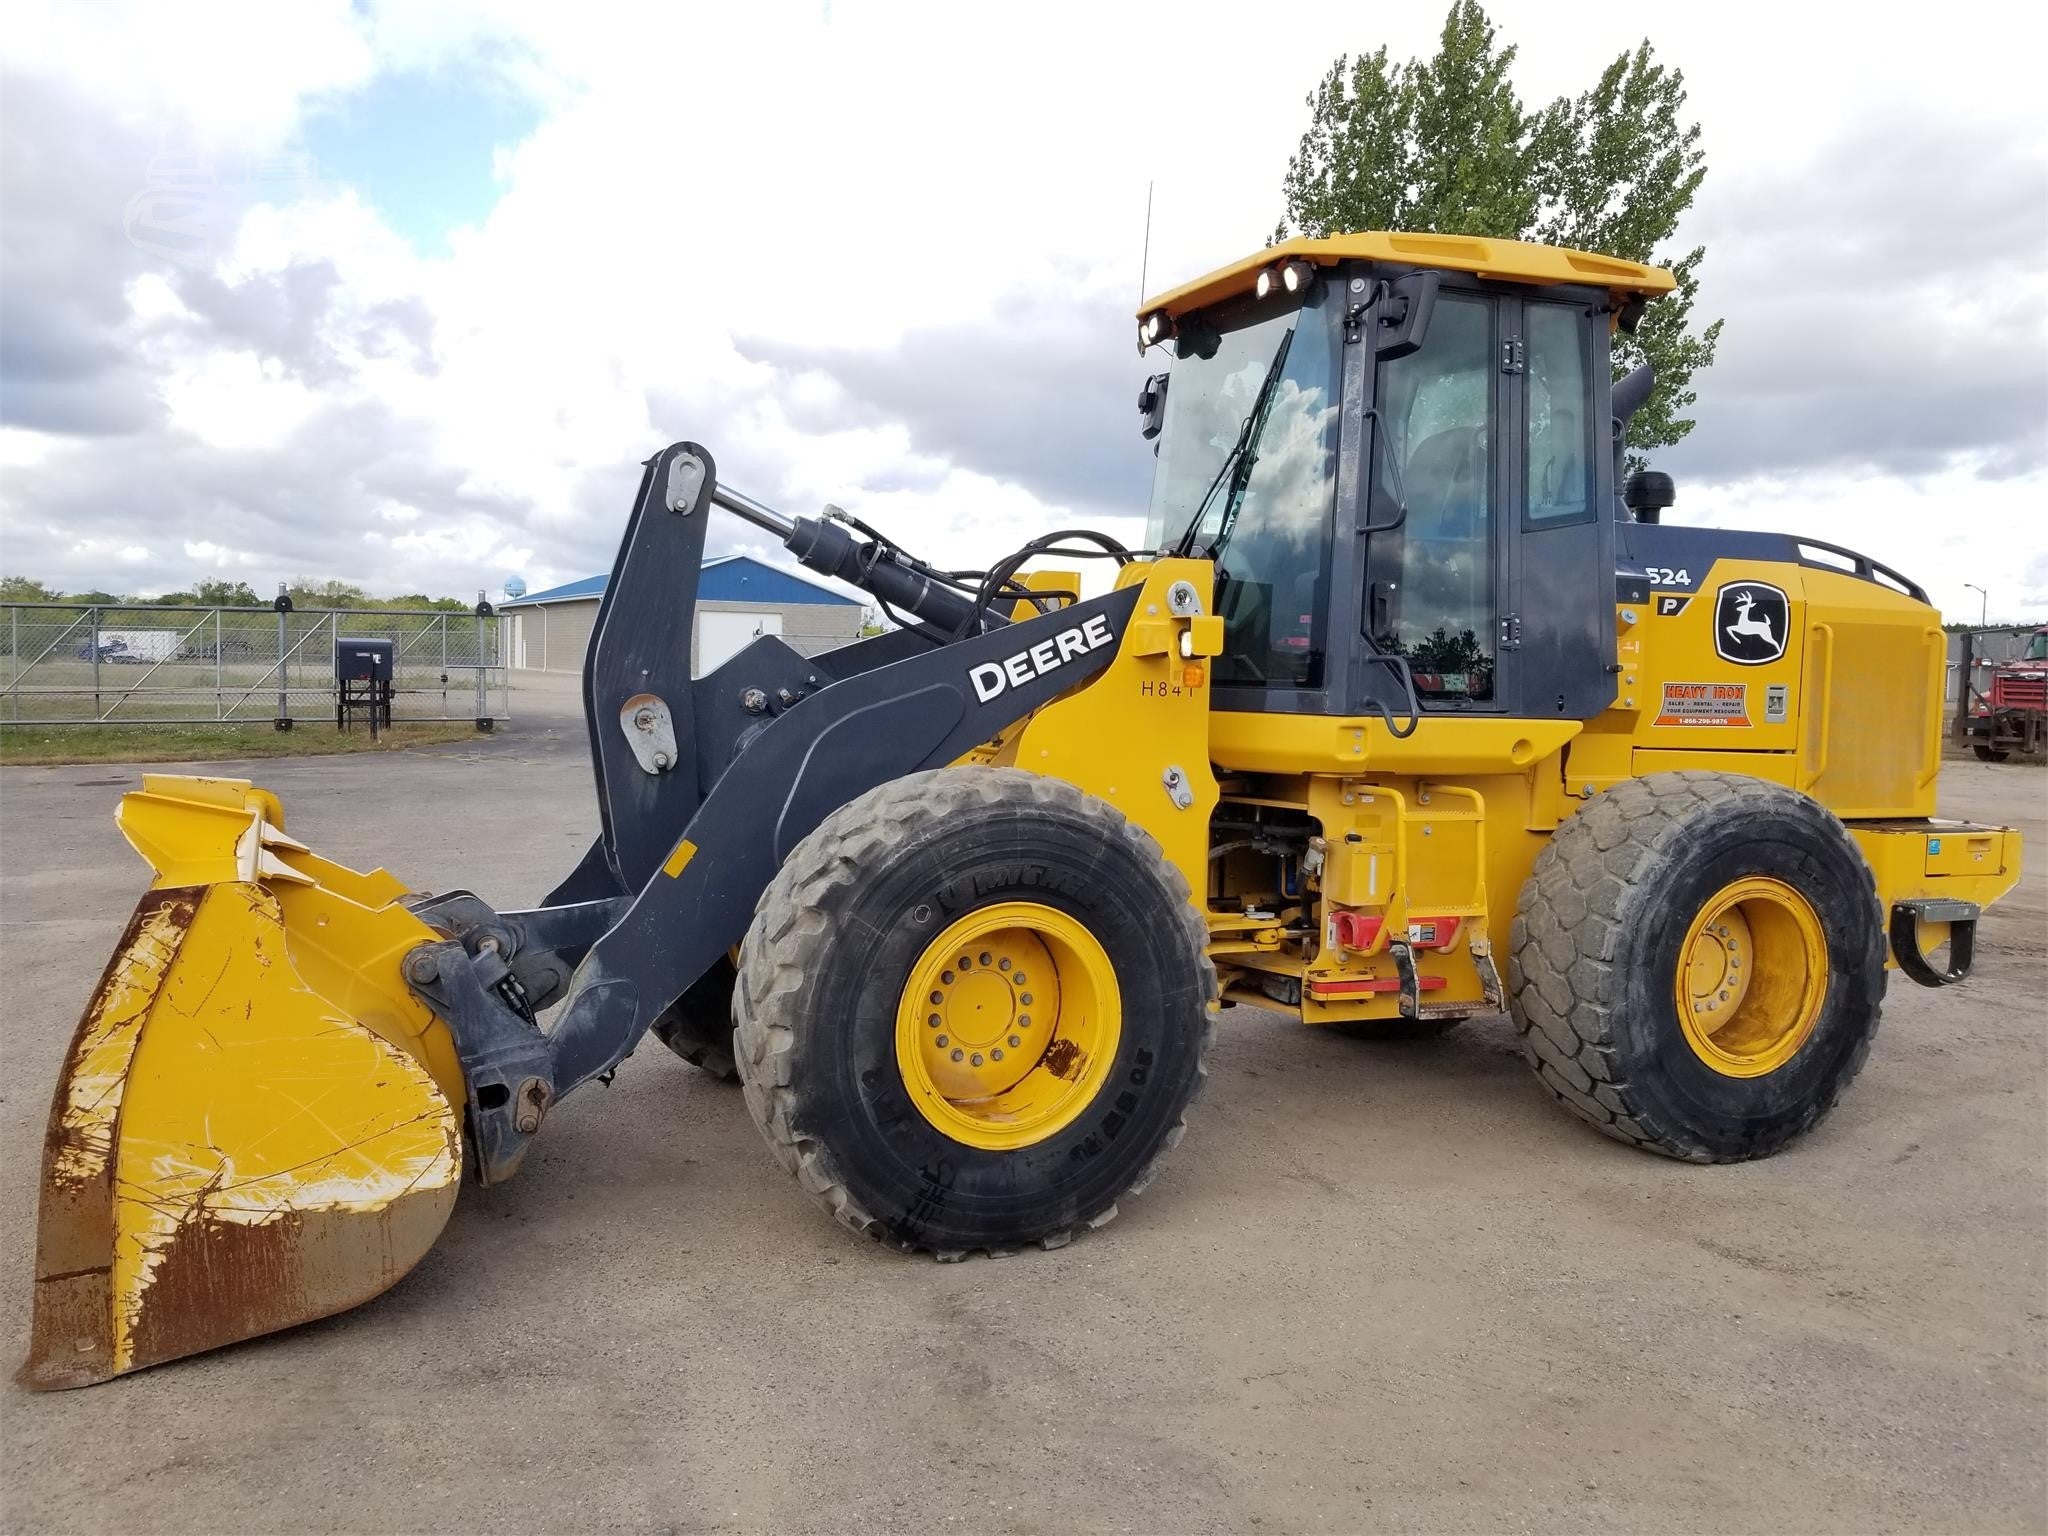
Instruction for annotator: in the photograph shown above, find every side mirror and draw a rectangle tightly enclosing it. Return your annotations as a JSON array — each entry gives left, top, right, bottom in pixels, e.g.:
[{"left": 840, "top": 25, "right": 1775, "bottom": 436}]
[
  {"left": 1138, "top": 372, "right": 1169, "bottom": 442},
  {"left": 1375, "top": 269, "right": 1440, "bottom": 359},
  {"left": 1625, "top": 470, "right": 1676, "bottom": 522}
]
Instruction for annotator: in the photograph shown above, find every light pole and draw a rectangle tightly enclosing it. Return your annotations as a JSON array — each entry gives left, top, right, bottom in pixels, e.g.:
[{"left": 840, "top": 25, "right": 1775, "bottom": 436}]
[{"left": 1964, "top": 583, "right": 1988, "bottom": 627}]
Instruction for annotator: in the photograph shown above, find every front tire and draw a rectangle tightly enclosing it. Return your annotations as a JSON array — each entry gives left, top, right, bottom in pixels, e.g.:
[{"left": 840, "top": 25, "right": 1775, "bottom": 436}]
[
  {"left": 734, "top": 767, "right": 1215, "bottom": 1256},
  {"left": 1973, "top": 744, "right": 2010, "bottom": 763},
  {"left": 1508, "top": 772, "right": 1885, "bottom": 1162}
]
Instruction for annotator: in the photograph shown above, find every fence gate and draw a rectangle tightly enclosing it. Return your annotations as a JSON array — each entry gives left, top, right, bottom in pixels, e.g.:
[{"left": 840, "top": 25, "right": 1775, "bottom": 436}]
[{"left": 1, "top": 603, "right": 510, "bottom": 727}]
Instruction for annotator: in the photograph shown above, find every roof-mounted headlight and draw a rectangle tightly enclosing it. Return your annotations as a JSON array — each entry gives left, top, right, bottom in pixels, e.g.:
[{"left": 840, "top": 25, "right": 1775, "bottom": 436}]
[{"left": 1257, "top": 258, "right": 1318, "bottom": 301}]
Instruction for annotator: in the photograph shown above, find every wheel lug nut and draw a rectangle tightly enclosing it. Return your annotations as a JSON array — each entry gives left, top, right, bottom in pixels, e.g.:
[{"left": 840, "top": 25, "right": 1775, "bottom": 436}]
[
  {"left": 971, "top": 1052, "right": 984, "bottom": 1066},
  {"left": 930, "top": 991, "right": 943, "bottom": 1005},
  {"left": 1018, "top": 1015, "right": 1031, "bottom": 1027},
  {"left": 951, "top": 1049, "right": 964, "bottom": 1062},
  {"left": 1008, "top": 1034, "right": 1021, "bottom": 1048},
  {"left": 1013, "top": 973, "right": 1027, "bottom": 986},
  {"left": 928, "top": 1013, "right": 941, "bottom": 1028},
  {"left": 941, "top": 970, "right": 954, "bottom": 984},
  {"left": 935, "top": 1035, "right": 949, "bottom": 1047},
  {"left": 978, "top": 952, "right": 992, "bottom": 966},
  {"left": 991, "top": 1048, "right": 1004, "bottom": 1061},
  {"left": 958, "top": 956, "right": 971, "bottom": 970},
  {"left": 998, "top": 958, "right": 1012, "bottom": 971}
]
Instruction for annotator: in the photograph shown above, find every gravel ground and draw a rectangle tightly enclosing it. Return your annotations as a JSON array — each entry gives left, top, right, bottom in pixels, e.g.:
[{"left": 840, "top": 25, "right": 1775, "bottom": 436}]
[{"left": 1, "top": 733, "right": 2041, "bottom": 1535}]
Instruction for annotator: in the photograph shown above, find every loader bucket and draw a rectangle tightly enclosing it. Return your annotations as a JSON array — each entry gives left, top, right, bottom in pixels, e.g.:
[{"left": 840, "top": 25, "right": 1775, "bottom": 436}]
[{"left": 19, "top": 776, "right": 464, "bottom": 1390}]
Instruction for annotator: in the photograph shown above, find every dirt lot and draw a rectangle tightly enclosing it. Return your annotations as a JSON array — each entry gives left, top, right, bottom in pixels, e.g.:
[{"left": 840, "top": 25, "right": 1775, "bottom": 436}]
[{"left": 1, "top": 736, "right": 2042, "bottom": 1534}]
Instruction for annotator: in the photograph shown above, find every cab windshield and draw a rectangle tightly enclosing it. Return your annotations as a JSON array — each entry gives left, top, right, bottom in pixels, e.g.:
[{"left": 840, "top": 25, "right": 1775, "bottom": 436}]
[{"left": 1142, "top": 293, "right": 1340, "bottom": 687}]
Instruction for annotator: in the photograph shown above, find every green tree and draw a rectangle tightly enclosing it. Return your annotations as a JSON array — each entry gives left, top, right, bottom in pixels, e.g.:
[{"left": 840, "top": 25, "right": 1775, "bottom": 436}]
[
  {"left": 65, "top": 589, "right": 125, "bottom": 605},
  {"left": 194, "top": 578, "right": 261, "bottom": 607},
  {"left": 0, "top": 576, "right": 60, "bottom": 601},
  {"left": 287, "top": 577, "right": 370, "bottom": 609},
  {"left": 1274, "top": 0, "right": 1721, "bottom": 463}
]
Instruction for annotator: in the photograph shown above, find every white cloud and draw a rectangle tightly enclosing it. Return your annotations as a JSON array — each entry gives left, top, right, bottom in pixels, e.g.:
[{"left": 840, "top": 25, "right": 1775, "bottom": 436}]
[
  {"left": 162, "top": 351, "right": 321, "bottom": 449},
  {"left": 183, "top": 539, "right": 258, "bottom": 568},
  {"left": 66, "top": 536, "right": 152, "bottom": 566},
  {"left": 8, "top": 0, "right": 377, "bottom": 149}
]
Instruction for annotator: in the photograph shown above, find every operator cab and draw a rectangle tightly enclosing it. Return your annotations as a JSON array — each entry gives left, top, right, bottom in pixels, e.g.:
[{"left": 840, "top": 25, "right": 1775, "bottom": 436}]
[{"left": 1139, "top": 232, "right": 1674, "bottom": 725}]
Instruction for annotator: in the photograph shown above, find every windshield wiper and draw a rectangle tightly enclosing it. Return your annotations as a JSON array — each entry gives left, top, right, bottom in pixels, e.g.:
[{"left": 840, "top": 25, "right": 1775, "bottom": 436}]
[{"left": 1171, "top": 326, "right": 1295, "bottom": 559}]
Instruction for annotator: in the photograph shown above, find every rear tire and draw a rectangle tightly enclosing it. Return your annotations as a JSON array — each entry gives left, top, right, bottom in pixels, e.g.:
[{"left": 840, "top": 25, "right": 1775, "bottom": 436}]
[
  {"left": 1973, "top": 744, "right": 2010, "bottom": 763},
  {"left": 734, "top": 767, "right": 1215, "bottom": 1257},
  {"left": 1508, "top": 771, "right": 1885, "bottom": 1162},
  {"left": 650, "top": 957, "right": 739, "bottom": 1082}
]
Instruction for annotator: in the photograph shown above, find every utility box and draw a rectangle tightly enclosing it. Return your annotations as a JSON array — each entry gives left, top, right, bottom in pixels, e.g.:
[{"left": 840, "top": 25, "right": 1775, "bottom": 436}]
[{"left": 336, "top": 636, "right": 395, "bottom": 735}]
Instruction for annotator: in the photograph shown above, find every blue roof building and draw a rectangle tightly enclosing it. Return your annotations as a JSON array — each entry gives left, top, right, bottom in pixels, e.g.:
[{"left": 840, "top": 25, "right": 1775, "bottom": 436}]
[{"left": 502, "top": 555, "right": 866, "bottom": 674}]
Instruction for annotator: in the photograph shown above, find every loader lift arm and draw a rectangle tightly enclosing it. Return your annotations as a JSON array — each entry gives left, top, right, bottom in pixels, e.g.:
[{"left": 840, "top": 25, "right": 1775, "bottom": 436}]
[{"left": 404, "top": 442, "right": 1144, "bottom": 1183}]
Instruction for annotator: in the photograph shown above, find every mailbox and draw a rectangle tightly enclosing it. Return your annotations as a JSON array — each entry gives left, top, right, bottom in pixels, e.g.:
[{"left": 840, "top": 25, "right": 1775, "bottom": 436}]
[{"left": 336, "top": 636, "right": 396, "bottom": 734}]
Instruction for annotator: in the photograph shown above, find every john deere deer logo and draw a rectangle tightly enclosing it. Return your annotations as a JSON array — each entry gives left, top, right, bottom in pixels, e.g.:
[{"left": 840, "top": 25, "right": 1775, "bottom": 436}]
[{"left": 1713, "top": 582, "right": 1789, "bottom": 666}]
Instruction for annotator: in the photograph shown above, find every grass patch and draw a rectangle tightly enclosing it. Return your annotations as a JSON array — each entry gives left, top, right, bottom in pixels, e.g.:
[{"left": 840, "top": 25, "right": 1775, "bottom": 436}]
[{"left": 0, "top": 720, "right": 488, "bottom": 766}]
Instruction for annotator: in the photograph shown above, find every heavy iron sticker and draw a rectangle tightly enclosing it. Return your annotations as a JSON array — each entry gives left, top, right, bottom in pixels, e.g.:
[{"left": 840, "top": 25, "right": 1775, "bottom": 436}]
[{"left": 1656, "top": 681, "right": 1752, "bottom": 727}]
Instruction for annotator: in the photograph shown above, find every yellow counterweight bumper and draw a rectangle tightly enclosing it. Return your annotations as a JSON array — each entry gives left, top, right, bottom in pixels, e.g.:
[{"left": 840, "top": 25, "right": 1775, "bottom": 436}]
[
  {"left": 19, "top": 776, "right": 464, "bottom": 1389},
  {"left": 1850, "top": 818, "right": 2024, "bottom": 983}
]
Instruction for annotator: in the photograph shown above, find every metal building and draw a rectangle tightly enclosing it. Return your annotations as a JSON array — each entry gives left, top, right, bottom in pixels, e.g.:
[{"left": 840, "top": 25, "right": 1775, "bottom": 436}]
[{"left": 501, "top": 555, "right": 866, "bottom": 675}]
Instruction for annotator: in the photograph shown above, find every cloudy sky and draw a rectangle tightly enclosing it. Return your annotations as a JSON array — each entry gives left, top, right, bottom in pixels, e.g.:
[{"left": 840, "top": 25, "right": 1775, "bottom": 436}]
[{"left": 4, "top": 0, "right": 2045, "bottom": 622}]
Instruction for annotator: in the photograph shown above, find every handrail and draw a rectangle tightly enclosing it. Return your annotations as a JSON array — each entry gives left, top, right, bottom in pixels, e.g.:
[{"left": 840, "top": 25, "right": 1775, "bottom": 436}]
[
  {"left": 1802, "top": 623, "right": 1834, "bottom": 790},
  {"left": 1794, "top": 538, "right": 1929, "bottom": 603},
  {"left": 1344, "top": 781, "right": 1409, "bottom": 957},
  {"left": 1918, "top": 627, "right": 1944, "bottom": 789}
]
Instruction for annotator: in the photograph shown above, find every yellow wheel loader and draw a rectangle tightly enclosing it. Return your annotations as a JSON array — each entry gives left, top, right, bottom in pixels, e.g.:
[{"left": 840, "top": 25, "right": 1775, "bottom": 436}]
[{"left": 22, "top": 231, "right": 2024, "bottom": 1388}]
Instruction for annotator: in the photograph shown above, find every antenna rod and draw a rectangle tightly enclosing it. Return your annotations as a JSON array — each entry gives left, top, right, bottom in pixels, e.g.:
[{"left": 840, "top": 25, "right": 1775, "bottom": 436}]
[{"left": 1138, "top": 180, "right": 1154, "bottom": 307}]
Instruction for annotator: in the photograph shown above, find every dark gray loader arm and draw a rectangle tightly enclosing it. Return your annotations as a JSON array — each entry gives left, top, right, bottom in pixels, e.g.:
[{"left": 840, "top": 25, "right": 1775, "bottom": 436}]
[
  {"left": 405, "top": 442, "right": 1141, "bottom": 1183},
  {"left": 543, "top": 444, "right": 1000, "bottom": 908}
]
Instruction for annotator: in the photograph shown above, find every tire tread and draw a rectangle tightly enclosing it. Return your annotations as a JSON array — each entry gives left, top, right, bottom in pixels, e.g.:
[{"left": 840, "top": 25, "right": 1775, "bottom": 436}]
[
  {"left": 1507, "top": 770, "right": 1885, "bottom": 1163},
  {"left": 733, "top": 767, "right": 1216, "bottom": 1257}
]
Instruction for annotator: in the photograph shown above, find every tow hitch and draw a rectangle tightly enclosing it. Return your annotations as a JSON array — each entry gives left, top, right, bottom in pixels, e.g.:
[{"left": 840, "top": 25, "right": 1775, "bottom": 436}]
[{"left": 1889, "top": 898, "right": 1979, "bottom": 986}]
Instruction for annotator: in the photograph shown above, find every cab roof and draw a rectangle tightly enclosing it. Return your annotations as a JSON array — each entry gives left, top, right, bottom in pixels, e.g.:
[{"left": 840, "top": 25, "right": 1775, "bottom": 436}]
[{"left": 1139, "top": 231, "right": 1676, "bottom": 320}]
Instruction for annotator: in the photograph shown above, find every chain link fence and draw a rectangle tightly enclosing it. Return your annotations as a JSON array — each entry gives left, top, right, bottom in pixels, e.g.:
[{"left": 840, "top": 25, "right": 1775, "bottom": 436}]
[{"left": 1, "top": 604, "right": 509, "bottom": 726}]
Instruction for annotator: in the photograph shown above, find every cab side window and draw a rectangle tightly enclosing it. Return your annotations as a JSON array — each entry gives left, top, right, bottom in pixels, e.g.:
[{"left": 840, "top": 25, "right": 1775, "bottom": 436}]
[
  {"left": 1366, "top": 291, "right": 1497, "bottom": 704},
  {"left": 1526, "top": 303, "right": 1594, "bottom": 525}
]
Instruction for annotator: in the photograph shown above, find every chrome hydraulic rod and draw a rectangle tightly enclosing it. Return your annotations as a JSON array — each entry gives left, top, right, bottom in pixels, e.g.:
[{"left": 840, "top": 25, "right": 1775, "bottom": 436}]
[
  {"left": 710, "top": 485, "right": 995, "bottom": 634},
  {"left": 709, "top": 484, "right": 796, "bottom": 541}
]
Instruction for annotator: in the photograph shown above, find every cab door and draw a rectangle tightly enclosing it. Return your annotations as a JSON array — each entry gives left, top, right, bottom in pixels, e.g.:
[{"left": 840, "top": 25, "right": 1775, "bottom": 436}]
[
  {"left": 1354, "top": 283, "right": 1614, "bottom": 722},
  {"left": 1502, "top": 294, "right": 1616, "bottom": 718},
  {"left": 1359, "top": 285, "right": 1510, "bottom": 714}
]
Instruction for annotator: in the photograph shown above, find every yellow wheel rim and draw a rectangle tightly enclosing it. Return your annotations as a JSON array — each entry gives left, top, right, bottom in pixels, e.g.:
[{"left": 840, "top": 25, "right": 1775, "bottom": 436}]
[
  {"left": 1674, "top": 876, "right": 1827, "bottom": 1078},
  {"left": 894, "top": 901, "right": 1121, "bottom": 1150}
]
